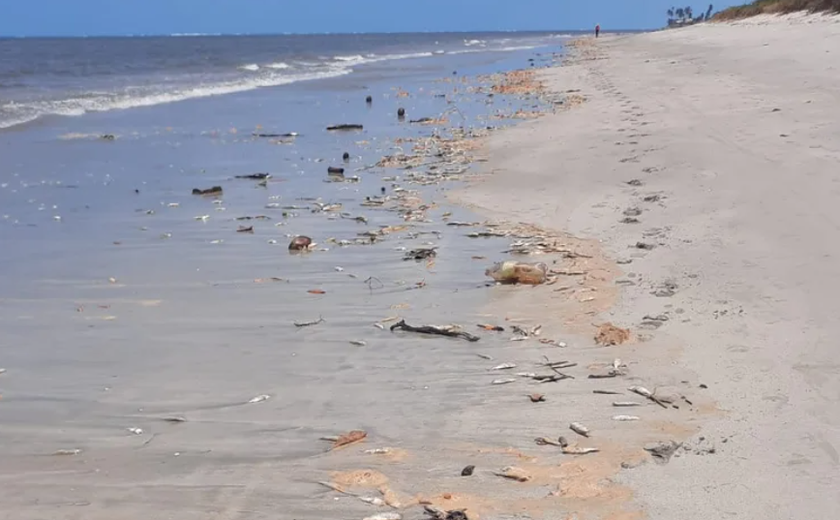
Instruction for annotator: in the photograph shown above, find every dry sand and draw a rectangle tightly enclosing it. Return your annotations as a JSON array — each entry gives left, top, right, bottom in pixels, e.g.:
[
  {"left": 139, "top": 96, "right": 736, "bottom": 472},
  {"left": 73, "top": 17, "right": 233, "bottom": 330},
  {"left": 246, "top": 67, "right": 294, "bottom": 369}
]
[{"left": 454, "top": 13, "right": 840, "bottom": 520}]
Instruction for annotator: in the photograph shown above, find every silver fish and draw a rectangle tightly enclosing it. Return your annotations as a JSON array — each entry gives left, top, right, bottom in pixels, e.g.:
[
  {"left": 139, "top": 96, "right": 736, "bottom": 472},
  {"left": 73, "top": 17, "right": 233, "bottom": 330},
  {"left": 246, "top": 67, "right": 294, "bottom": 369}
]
[
  {"left": 363, "top": 448, "right": 391, "bottom": 454},
  {"left": 373, "top": 323, "right": 385, "bottom": 330},
  {"left": 248, "top": 394, "right": 271, "bottom": 404},
  {"left": 562, "top": 446, "right": 599, "bottom": 455},
  {"left": 492, "top": 378, "right": 516, "bottom": 385},
  {"left": 629, "top": 386, "right": 653, "bottom": 398},
  {"left": 491, "top": 362, "right": 517, "bottom": 370},
  {"left": 612, "top": 401, "right": 642, "bottom": 407},
  {"left": 517, "top": 372, "right": 537, "bottom": 378},
  {"left": 363, "top": 514, "right": 402, "bottom": 520},
  {"left": 53, "top": 449, "right": 82, "bottom": 456},
  {"left": 360, "top": 496, "right": 386, "bottom": 506},
  {"left": 612, "top": 415, "right": 640, "bottom": 421},
  {"left": 570, "top": 422, "right": 590, "bottom": 437},
  {"left": 350, "top": 340, "right": 367, "bottom": 347}
]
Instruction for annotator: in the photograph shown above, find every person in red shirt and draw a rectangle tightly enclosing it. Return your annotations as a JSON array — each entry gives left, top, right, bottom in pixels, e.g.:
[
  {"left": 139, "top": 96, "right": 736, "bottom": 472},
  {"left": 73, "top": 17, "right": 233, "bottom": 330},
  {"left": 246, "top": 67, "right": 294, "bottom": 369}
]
[{"left": 595, "top": 24, "right": 601, "bottom": 38}]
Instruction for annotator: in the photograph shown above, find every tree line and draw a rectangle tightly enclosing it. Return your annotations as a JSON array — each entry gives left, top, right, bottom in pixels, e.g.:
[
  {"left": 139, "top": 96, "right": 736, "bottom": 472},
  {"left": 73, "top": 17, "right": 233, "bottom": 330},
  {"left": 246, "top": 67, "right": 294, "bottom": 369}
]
[{"left": 667, "top": 4, "right": 715, "bottom": 25}]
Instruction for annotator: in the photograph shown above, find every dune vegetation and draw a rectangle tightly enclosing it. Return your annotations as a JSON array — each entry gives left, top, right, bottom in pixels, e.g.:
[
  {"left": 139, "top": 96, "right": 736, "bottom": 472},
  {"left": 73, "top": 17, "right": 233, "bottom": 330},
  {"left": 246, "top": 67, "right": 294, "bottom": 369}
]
[{"left": 714, "top": 0, "right": 840, "bottom": 20}]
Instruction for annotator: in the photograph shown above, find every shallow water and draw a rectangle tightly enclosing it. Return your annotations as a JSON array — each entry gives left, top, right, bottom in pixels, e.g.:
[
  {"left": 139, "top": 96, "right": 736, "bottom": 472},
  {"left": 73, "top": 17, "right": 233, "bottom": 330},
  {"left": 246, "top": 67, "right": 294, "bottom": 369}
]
[{"left": 0, "top": 40, "right": 566, "bottom": 518}]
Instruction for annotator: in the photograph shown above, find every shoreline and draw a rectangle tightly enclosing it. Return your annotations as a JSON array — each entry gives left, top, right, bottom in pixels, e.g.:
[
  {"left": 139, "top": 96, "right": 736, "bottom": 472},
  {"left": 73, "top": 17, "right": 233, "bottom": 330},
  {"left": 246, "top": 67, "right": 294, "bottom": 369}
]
[{"left": 452, "top": 13, "right": 840, "bottom": 519}]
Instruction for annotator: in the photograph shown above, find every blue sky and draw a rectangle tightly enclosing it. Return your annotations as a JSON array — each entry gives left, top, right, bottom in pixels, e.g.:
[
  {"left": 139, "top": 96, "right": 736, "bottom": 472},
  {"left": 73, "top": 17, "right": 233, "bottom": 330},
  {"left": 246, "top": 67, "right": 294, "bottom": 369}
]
[{"left": 1, "top": 1, "right": 746, "bottom": 37}]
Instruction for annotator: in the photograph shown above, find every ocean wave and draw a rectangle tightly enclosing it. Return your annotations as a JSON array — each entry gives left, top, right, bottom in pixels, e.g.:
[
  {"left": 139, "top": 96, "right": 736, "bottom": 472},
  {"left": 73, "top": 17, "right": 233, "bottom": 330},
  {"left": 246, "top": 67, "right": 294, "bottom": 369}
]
[
  {"left": 333, "top": 54, "right": 366, "bottom": 62},
  {"left": 0, "top": 67, "right": 351, "bottom": 131},
  {"left": 447, "top": 45, "right": 538, "bottom": 55},
  {"left": 239, "top": 63, "right": 261, "bottom": 71},
  {"left": 266, "top": 62, "right": 291, "bottom": 70}
]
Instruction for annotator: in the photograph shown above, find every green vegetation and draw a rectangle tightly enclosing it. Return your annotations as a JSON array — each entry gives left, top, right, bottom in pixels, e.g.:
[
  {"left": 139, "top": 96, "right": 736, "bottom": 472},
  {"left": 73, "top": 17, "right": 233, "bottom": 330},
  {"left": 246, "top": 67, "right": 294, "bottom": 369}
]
[{"left": 713, "top": 0, "right": 840, "bottom": 20}]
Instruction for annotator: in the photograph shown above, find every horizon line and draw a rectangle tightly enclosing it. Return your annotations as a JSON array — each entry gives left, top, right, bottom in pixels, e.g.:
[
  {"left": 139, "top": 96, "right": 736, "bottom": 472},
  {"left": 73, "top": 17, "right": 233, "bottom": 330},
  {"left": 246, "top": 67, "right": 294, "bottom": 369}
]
[{"left": 0, "top": 28, "right": 647, "bottom": 39}]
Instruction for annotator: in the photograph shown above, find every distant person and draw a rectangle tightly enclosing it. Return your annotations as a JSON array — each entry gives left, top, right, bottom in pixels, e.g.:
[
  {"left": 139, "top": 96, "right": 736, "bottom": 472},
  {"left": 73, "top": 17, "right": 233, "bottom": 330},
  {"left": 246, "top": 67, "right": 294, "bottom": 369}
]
[{"left": 595, "top": 24, "right": 601, "bottom": 38}]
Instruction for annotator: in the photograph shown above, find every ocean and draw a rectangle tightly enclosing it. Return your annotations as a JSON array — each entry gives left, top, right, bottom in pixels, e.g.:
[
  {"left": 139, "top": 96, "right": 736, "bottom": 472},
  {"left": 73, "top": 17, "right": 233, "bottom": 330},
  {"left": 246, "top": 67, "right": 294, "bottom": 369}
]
[
  {"left": 0, "top": 31, "right": 572, "bottom": 519},
  {"left": 0, "top": 32, "right": 570, "bottom": 130}
]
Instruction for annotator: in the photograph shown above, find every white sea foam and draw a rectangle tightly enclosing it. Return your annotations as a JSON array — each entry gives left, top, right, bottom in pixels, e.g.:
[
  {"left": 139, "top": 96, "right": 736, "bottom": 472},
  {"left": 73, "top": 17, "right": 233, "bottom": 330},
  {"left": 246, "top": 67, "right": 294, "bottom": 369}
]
[
  {"left": 266, "top": 62, "right": 291, "bottom": 70},
  {"left": 0, "top": 67, "right": 351, "bottom": 130},
  {"left": 239, "top": 63, "right": 260, "bottom": 71}
]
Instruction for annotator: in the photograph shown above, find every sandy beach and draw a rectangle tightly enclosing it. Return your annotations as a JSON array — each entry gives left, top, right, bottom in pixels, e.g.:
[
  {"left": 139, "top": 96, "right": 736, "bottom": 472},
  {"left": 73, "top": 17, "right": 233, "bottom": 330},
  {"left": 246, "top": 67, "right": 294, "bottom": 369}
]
[
  {"left": 3, "top": 15, "right": 840, "bottom": 520},
  {"left": 454, "top": 13, "right": 840, "bottom": 520}
]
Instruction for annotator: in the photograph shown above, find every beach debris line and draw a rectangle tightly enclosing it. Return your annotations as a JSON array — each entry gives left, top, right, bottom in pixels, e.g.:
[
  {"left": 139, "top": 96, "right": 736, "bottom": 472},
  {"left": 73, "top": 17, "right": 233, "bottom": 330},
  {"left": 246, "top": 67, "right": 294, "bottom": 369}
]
[
  {"left": 294, "top": 316, "right": 324, "bottom": 328},
  {"left": 192, "top": 186, "right": 222, "bottom": 196},
  {"left": 485, "top": 261, "right": 548, "bottom": 285},
  {"left": 390, "top": 320, "right": 479, "bottom": 342},
  {"left": 594, "top": 322, "right": 631, "bottom": 346},
  {"left": 326, "top": 124, "right": 363, "bottom": 131}
]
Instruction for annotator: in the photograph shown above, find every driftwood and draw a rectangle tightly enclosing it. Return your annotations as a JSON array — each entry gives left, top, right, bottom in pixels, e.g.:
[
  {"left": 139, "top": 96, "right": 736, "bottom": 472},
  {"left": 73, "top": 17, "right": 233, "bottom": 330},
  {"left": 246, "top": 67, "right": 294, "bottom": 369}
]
[
  {"left": 390, "top": 320, "right": 479, "bottom": 342},
  {"left": 326, "top": 124, "right": 363, "bottom": 131}
]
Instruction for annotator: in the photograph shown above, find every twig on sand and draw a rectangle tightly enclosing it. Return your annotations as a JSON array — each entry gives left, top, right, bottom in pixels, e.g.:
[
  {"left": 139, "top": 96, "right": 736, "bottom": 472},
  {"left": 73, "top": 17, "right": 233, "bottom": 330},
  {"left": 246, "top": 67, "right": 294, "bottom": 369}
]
[{"left": 294, "top": 316, "right": 324, "bottom": 328}]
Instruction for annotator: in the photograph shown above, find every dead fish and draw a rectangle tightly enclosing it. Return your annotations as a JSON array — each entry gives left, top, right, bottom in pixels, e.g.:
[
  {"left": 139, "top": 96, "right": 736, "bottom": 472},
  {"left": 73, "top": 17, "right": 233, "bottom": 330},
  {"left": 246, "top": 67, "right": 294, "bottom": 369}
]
[
  {"left": 535, "top": 437, "right": 561, "bottom": 446},
  {"left": 363, "top": 448, "right": 390, "bottom": 454},
  {"left": 126, "top": 427, "right": 144, "bottom": 435},
  {"left": 330, "top": 430, "right": 367, "bottom": 449},
  {"left": 360, "top": 496, "right": 386, "bottom": 507},
  {"left": 350, "top": 340, "right": 367, "bottom": 347},
  {"left": 593, "top": 390, "right": 623, "bottom": 395},
  {"left": 160, "top": 416, "right": 187, "bottom": 423},
  {"left": 613, "top": 415, "right": 640, "bottom": 421},
  {"left": 492, "top": 378, "right": 516, "bottom": 385},
  {"left": 510, "top": 336, "right": 527, "bottom": 342},
  {"left": 317, "top": 480, "right": 355, "bottom": 495},
  {"left": 194, "top": 215, "right": 210, "bottom": 221},
  {"left": 476, "top": 353, "right": 493, "bottom": 360},
  {"left": 374, "top": 323, "right": 385, "bottom": 330},
  {"left": 248, "top": 394, "right": 271, "bottom": 404},
  {"left": 530, "top": 325, "right": 542, "bottom": 336},
  {"left": 517, "top": 372, "right": 537, "bottom": 378},
  {"left": 613, "top": 358, "right": 623, "bottom": 370},
  {"left": 570, "top": 422, "right": 590, "bottom": 437},
  {"left": 612, "top": 401, "right": 642, "bottom": 407},
  {"left": 562, "top": 446, "right": 600, "bottom": 455},
  {"left": 491, "top": 362, "right": 517, "bottom": 370},
  {"left": 493, "top": 466, "right": 531, "bottom": 482},
  {"left": 53, "top": 449, "right": 82, "bottom": 456},
  {"left": 363, "top": 513, "right": 402, "bottom": 520},
  {"left": 629, "top": 385, "right": 653, "bottom": 398}
]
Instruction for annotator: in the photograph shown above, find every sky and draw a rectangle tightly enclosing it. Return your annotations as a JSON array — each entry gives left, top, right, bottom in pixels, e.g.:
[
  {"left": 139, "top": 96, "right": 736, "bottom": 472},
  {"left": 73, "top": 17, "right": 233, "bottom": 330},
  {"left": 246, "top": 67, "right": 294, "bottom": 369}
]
[{"left": 0, "top": 0, "right": 747, "bottom": 37}]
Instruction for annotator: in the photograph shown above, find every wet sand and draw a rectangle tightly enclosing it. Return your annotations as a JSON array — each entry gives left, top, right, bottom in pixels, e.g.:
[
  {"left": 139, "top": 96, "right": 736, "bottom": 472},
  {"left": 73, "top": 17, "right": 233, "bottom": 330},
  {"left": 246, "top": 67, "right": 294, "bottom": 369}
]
[{"left": 454, "top": 13, "right": 840, "bottom": 520}]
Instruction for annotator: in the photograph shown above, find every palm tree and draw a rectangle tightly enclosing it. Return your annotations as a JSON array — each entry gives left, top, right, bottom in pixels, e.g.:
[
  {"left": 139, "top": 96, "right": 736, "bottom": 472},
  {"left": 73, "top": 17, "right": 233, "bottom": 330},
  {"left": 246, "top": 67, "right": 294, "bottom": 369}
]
[
  {"left": 667, "top": 7, "right": 675, "bottom": 18},
  {"left": 685, "top": 6, "right": 694, "bottom": 19},
  {"left": 675, "top": 7, "right": 685, "bottom": 19}
]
